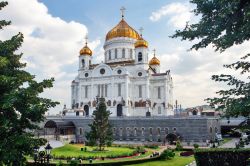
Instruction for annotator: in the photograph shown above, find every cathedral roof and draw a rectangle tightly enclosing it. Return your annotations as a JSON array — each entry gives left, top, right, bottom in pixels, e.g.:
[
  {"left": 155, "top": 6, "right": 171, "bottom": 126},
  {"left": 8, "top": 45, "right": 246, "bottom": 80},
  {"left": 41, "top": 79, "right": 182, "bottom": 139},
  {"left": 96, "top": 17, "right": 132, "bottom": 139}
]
[{"left": 105, "top": 18, "right": 140, "bottom": 41}]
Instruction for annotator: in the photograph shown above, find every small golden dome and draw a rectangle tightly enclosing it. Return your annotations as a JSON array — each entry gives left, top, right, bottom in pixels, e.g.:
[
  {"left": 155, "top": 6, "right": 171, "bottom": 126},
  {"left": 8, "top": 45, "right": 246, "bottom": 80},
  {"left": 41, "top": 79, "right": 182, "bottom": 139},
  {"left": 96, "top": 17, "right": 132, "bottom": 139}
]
[
  {"left": 135, "top": 36, "right": 148, "bottom": 48},
  {"left": 80, "top": 45, "right": 92, "bottom": 56},
  {"left": 149, "top": 56, "right": 160, "bottom": 65},
  {"left": 106, "top": 19, "right": 140, "bottom": 41}
]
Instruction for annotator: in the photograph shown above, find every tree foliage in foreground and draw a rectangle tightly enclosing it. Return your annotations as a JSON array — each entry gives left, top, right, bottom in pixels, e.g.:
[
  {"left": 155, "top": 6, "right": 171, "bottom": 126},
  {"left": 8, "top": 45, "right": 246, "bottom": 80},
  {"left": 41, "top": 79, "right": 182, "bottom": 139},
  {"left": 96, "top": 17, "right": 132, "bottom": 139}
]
[
  {"left": 85, "top": 98, "right": 113, "bottom": 151},
  {"left": 172, "top": 0, "right": 250, "bottom": 117},
  {"left": 0, "top": 2, "right": 58, "bottom": 165}
]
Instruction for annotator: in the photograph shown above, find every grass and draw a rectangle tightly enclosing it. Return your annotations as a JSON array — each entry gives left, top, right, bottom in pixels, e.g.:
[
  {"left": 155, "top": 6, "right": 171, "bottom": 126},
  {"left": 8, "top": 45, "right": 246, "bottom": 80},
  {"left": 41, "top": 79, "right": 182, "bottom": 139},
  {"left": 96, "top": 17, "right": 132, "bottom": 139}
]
[
  {"left": 51, "top": 144, "right": 135, "bottom": 158},
  {"left": 126, "top": 152, "right": 195, "bottom": 166}
]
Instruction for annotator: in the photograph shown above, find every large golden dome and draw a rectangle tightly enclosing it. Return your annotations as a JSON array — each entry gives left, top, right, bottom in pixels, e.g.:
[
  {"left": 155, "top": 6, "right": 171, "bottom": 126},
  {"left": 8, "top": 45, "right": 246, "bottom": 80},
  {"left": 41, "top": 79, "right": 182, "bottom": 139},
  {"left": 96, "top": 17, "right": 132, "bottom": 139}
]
[
  {"left": 135, "top": 36, "right": 148, "bottom": 48},
  {"left": 80, "top": 44, "right": 92, "bottom": 56},
  {"left": 149, "top": 56, "right": 160, "bottom": 65},
  {"left": 106, "top": 19, "right": 140, "bottom": 41}
]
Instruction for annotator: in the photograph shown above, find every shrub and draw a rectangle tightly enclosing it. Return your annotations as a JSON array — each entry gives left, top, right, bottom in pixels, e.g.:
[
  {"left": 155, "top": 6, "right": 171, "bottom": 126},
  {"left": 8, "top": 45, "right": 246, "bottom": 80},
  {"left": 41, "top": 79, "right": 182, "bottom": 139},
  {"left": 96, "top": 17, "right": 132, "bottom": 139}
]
[
  {"left": 180, "top": 151, "right": 194, "bottom": 157},
  {"left": 194, "top": 148, "right": 250, "bottom": 166},
  {"left": 159, "top": 149, "right": 175, "bottom": 160},
  {"left": 193, "top": 144, "right": 199, "bottom": 149},
  {"left": 145, "top": 144, "right": 159, "bottom": 149},
  {"left": 175, "top": 140, "right": 183, "bottom": 151}
]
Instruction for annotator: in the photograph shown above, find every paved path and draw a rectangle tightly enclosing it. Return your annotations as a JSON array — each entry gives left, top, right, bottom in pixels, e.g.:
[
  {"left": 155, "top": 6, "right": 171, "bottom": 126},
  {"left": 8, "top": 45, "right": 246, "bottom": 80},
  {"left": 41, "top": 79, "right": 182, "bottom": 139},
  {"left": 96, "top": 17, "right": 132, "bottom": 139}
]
[{"left": 39, "top": 140, "right": 64, "bottom": 151}]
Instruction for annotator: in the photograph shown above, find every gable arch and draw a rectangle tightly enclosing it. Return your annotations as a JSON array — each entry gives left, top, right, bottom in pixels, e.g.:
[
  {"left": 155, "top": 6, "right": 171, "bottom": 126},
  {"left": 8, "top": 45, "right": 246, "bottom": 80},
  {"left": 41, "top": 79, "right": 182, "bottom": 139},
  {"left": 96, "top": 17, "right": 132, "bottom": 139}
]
[{"left": 92, "top": 63, "right": 113, "bottom": 77}]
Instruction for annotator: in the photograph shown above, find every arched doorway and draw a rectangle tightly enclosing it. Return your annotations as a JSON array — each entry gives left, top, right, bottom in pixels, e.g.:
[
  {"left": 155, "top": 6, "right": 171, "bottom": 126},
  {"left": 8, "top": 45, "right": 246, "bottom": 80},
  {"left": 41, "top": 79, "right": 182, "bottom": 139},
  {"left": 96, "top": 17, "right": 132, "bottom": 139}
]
[
  {"left": 192, "top": 110, "right": 197, "bottom": 115},
  {"left": 166, "top": 133, "right": 178, "bottom": 145},
  {"left": 84, "top": 105, "right": 89, "bottom": 116},
  {"left": 117, "top": 104, "right": 123, "bottom": 117},
  {"left": 76, "top": 111, "right": 79, "bottom": 116}
]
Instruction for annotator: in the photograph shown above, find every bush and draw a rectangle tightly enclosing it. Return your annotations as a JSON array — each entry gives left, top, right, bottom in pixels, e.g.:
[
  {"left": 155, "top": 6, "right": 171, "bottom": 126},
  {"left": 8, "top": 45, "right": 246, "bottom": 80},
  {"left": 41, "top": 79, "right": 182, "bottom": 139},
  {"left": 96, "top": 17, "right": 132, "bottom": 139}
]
[
  {"left": 175, "top": 140, "right": 183, "bottom": 151},
  {"left": 194, "top": 148, "right": 250, "bottom": 166},
  {"left": 193, "top": 144, "right": 199, "bottom": 149},
  {"left": 159, "top": 149, "right": 175, "bottom": 160},
  {"left": 145, "top": 144, "right": 159, "bottom": 149},
  {"left": 180, "top": 151, "right": 194, "bottom": 157}
]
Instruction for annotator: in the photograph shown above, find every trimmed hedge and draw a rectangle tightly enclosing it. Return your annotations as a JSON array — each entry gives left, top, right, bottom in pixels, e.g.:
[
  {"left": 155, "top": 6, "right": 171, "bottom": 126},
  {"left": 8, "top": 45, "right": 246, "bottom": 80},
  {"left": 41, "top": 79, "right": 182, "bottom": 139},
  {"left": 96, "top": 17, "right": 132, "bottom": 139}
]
[{"left": 194, "top": 148, "right": 250, "bottom": 166}]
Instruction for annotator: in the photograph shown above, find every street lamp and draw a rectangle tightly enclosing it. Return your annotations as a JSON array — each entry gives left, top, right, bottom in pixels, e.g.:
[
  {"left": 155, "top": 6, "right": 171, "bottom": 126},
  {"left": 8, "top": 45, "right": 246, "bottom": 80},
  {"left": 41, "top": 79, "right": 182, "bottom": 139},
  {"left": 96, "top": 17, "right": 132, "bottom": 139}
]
[
  {"left": 33, "top": 145, "right": 39, "bottom": 163},
  {"left": 45, "top": 143, "right": 53, "bottom": 164}
]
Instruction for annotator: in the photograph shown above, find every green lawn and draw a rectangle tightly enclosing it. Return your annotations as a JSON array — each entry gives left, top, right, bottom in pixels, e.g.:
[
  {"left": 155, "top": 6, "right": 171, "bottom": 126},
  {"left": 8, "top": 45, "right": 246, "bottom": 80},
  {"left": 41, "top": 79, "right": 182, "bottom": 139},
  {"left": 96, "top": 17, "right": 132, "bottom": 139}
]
[
  {"left": 126, "top": 152, "right": 195, "bottom": 166},
  {"left": 52, "top": 144, "right": 135, "bottom": 158}
]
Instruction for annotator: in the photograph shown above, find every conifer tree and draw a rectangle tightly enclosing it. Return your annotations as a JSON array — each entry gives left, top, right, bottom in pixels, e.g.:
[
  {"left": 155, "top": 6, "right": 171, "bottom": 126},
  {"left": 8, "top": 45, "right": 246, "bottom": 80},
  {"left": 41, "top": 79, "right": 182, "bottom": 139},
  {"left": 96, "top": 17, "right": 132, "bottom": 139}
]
[
  {"left": 0, "top": 2, "right": 58, "bottom": 165},
  {"left": 172, "top": 0, "right": 250, "bottom": 118},
  {"left": 86, "top": 97, "right": 113, "bottom": 151}
]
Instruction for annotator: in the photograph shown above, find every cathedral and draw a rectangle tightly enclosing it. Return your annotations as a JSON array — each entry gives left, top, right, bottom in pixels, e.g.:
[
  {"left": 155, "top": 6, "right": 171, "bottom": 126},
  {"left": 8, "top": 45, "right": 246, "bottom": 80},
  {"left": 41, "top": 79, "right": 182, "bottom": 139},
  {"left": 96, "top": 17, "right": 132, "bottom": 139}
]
[
  {"left": 43, "top": 9, "right": 220, "bottom": 145},
  {"left": 67, "top": 10, "right": 174, "bottom": 117}
]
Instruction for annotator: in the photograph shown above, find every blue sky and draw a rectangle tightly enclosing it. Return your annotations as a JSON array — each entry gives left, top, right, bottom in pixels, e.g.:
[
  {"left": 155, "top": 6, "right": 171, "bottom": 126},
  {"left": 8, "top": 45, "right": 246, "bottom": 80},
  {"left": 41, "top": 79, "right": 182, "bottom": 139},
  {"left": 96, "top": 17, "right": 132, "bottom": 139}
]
[{"left": 2, "top": 0, "right": 248, "bottom": 114}]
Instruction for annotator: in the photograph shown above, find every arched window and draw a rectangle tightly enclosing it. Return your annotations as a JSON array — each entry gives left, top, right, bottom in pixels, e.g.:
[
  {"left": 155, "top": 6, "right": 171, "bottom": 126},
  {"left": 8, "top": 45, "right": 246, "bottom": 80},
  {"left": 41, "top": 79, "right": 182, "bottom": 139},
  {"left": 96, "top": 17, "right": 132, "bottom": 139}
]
[
  {"left": 149, "top": 128, "right": 153, "bottom": 135},
  {"left": 130, "top": 49, "right": 133, "bottom": 58},
  {"left": 215, "top": 127, "right": 218, "bottom": 133},
  {"left": 141, "top": 128, "right": 145, "bottom": 136},
  {"left": 173, "top": 127, "right": 177, "bottom": 132},
  {"left": 119, "top": 128, "right": 123, "bottom": 137},
  {"left": 122, "top": 48, "right": 125, "bottom": 58},
  {"left": 81, "top": 59, "right": 85, "bottom": 68},
  {"left": 165, "top": 128, "right": 169, "bottom": 135},
  {"left": 158, "top": 106, "right": 161, "bottom": 114},
  {"left": 113, "top": 128, "right": 116, "bottom": 136},
  {"left": 109, "top": 50, "right": 111, "bottom": 60},
  {"left": 158, "top": 87, "right": 161, "bottom": 99},
  {"left": 138, "top": 52, "right": 142, "bottom": 62},
  {"left": 126, "top": 128, "right": 130, "bottom": 136},
  {"left": 157, "top": 128, "right": 161, "bottom": 135},
  {"left": 210, "top": 127, "right": 213, "bottom": 133},
  {"left": 79, "top": 128, "right": 83, "bottom": 135},
  {"left": 134, "top": 128, "right": 137, "bottom": 136},
  {"left": 115, "top": 49, "right": 118, "bottom": 58},
  {"left": 89, "top": 60, "right": 91, "bottom": 65}
]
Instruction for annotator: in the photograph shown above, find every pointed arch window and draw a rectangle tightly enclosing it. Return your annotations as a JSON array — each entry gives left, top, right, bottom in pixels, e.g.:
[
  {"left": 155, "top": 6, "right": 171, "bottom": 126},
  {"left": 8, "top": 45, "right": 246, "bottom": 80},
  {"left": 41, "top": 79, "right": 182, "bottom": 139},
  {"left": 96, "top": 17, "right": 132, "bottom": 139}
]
[
  {"left": 138, "top": 52, "right": 142, "bottom": 62},
  {"left": 122, "top": 48, "right": 125, "bottom": 58}
]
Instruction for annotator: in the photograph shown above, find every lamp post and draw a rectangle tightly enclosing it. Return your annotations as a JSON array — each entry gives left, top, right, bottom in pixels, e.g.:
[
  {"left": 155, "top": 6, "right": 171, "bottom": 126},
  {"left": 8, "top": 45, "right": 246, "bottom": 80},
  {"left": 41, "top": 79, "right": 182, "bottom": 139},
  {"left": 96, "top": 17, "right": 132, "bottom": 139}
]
[
  {"left": 45, "top": 143, "right": 53, "bottom": 164},
  {"left": 33, "top": 145, "right": 39, "bottom": 163}
]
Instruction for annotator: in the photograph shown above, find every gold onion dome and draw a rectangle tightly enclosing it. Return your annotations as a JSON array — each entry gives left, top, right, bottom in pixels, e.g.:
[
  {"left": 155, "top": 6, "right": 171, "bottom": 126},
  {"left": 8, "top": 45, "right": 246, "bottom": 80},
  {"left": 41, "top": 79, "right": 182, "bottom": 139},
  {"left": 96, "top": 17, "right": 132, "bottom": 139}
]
[
  {"left": 149, "top": 50, "right": 160, "bottom": 65},
  {"left": 80, "top": 39, "right": 92, "bottom": 56},
  {"left": 135, "top": 35, "right": 148, "bottom": 48},
  {"left": 106, "top": 18, "right": 140, "bottom": 41}
]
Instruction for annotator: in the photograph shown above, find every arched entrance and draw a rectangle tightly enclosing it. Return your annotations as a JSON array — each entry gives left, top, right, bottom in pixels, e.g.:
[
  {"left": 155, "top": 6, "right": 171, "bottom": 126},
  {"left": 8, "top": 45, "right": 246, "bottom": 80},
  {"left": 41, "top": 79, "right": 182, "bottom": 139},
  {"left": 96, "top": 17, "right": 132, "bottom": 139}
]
[
  {"left": 192, "top": 110, "right": 197, "bottom": 115},
  {"left": 166, "top": 133, "right": 179, "bottom": 145},
  {"left": 84, "top": 105, "right": 89, "bottom": 116},
  {"left": 117, "top": 104, "right": 123, "bottom": 117}
]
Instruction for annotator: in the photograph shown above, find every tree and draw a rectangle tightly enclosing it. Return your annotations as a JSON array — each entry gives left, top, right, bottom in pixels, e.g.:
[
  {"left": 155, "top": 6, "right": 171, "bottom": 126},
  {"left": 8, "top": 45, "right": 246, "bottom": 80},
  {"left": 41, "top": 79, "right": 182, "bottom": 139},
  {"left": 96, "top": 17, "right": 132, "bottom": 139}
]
[
  {"left": 85, "top": 97, "right": 113, "bottom": 151},
  {"left": 172, "top": 0, "right": 250, "bottom": 117},
  {"left": 0, "top": 2, "right": 58, "bottom": 165}
]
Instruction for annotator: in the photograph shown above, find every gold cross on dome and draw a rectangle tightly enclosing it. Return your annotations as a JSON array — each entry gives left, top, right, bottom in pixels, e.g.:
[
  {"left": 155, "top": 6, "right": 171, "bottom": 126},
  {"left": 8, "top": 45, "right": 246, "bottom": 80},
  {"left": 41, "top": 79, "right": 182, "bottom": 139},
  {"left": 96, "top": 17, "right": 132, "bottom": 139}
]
[
  {"left": 153, "top": 49, "right": 156, "bottom": 57},
  {"left": 139, "top": 27, "right": 144, "bottom": 36},
  {"left": 120, "top": 6, "right": 126, "bottom": 18},
  {"left": 84, "top": 35, "right": 88, "bottom": 45}
]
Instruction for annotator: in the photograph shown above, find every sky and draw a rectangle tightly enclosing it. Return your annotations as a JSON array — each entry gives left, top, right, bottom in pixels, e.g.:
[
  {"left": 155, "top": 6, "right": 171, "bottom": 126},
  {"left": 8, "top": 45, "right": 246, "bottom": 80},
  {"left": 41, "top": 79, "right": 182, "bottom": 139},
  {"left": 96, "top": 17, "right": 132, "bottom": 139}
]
[{"left": 1, "top": 0, "right": 249, "bottom": 114}]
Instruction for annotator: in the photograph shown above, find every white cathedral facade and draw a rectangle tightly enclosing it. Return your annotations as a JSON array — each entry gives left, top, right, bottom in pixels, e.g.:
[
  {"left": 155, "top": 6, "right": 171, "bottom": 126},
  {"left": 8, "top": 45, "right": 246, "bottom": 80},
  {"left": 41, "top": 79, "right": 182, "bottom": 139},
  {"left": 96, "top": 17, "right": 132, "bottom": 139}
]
[{"left": 66, "top": 13, "right": 174, "bottom": 117}]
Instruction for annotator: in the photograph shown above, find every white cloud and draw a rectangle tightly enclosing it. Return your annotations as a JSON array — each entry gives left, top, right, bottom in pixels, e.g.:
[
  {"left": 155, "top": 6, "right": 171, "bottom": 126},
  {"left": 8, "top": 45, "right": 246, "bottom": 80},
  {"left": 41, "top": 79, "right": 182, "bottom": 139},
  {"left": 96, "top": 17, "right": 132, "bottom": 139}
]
[
  {"left": 155, "top": 41, "right": 250, "bottom": 108},
  {"left": 0, "top": 0, "right": 101, "bottom": 114},
  {"left": 149, "top": 2, "right": 193, "bottom": 28}
]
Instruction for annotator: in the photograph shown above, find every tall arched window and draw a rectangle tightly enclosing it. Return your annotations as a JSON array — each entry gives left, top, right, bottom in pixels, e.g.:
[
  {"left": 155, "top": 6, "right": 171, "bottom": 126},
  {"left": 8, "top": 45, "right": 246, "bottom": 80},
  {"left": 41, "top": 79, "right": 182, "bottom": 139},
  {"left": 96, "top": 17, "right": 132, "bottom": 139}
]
[
  {"left": 149, "top": 128, "right": 153, "bottom": 135},
  {"left": 79, "top": 128, "right": 83, "bottom": 135},
  {"left": 157, "top": 128, "right": 161, "bottom": 135},
  {"left": 115, "top": 49, "right": 118, "bottom": 58},
  {"left": 134, "top": 128, "right": 137, "bottom": 136},
  {"left": 109, "top": 50, "right": 111, "bottom": 60},
  {"left": 82, "top": 59, "right": 85, "bottom": 68},
  {"left": 138, "top": 52, "right": 142, "bottom": 62},
  {"left": 122, "top": 48, "right": 125, "bottom": 58}
]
